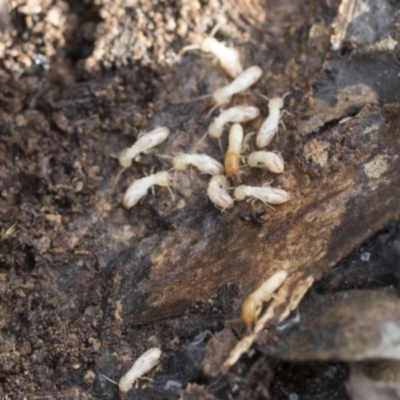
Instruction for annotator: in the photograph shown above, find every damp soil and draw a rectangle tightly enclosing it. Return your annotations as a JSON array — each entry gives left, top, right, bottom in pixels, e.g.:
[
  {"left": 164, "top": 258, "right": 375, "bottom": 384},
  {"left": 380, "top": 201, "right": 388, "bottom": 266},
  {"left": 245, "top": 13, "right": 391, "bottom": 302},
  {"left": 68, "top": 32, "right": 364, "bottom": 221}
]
[{"left": 1, "top": 0, "right": 400, "bottom": 399}]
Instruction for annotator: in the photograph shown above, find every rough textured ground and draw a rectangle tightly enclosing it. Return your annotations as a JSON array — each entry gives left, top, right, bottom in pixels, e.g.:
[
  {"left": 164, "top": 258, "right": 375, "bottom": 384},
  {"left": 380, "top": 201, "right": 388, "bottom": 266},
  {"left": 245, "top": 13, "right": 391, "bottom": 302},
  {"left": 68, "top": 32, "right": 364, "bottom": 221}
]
[{"left": 1, "top": 0, "right": 400, "bottom": 399}]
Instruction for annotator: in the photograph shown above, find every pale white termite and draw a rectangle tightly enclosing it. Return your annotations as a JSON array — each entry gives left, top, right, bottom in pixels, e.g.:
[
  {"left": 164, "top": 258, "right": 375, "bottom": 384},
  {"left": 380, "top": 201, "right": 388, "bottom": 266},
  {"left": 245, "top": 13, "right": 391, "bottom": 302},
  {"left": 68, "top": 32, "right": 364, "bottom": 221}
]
[
  {"left": 172, "top": 153, "right": 224, "bottom": 176},
  {"left": 119, "top": 348, "right": 162, "bottom": 393},
  {"left": 256, "top": 95, "right": 289, "bottom": 148},
  {"left": 247, "top": 151, "right": 284, "bottom": 173},
  {"left": 208, "top": 106, "right": 260, "bottom": 139},
  {"left": 224, "top": 123, "right": 243, "bottom": 180},
  {"left": 212, "top": 66, "right": 263, "bottom": 107},
  {"left": 123, "top": 171, "right": 173, "bottom": 209},
  {"left": 119, "top": 127, "right": 170, "bottom": 168},
  {"left": 183, "top": 37, "right": 243, "bottom": 78},
  {"left": 207, "top": 175, "right": 234, "bottom": 210},
  {"left": 241, "top": 271, "right": 288, "bottom": 329},
  {"left": 0, "top": 0, "right": 10, "bottom": 34},
  {"left": 234, "top": 185, "right": 290, "bottom": 205}
]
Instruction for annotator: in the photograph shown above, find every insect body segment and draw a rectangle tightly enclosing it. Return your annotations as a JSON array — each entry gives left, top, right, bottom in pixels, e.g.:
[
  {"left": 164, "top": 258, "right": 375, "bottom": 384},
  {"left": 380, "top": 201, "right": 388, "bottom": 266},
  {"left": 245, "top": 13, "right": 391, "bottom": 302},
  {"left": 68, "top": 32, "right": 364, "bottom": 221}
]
[
  {"left": 119, "top": 348, "right": 162, "bottom": 393},
  {"left": 207, "top": 175, "right": 234, "bottom": 210},
  {"left": 119, "top": 127, "right": 170, "bottom": 168},
  {"left": 256, "top": 97, "right": 285, "bottom": 148},
  {"left": 241, "top": 271, "right": 288, "bottom": 329},
  {"left": 234, "top": 185, "right": 290, "bottom": 205},
  {"left": 224, "top": 123, "right": 243, "bottom": 179},
  {"left": 173, "top": 153, "right": 224, "bottom": 176},
  {"left": 212, "top": 66, "right": 263, "bottom": 106},
  {"left": 123, "top": 171, "right": 172, "bottom": 209},
  {"left": 247, "top": 151, "right": 284, "bottom": 173},
  {"left": 208, "top": 106, "right": 260, "bottom": 139}
]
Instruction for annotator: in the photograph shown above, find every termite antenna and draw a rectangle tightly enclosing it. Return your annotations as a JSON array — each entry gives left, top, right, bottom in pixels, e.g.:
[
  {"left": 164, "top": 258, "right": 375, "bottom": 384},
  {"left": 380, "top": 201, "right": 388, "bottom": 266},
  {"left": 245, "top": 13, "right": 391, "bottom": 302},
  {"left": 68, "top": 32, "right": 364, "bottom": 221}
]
[
  {"left": 166, "top": 184, "right": 176, "bottom": 201},
  {"left": 155, "top": 153, "right": 173, "bottom": 160},
  {"left": 101, "top": 374, "right": 118, "bottom": 386},
  {"left": 181, "top": 44, "right": 200, "bottom": 53},
  {"left": 257, "top": 93, "right": 270, "bottom": 102},
  {"left": 282, "top": 91, "right": 291, "bottom": 101},
  {"left": 206, "top": 104, "right": 220, "bottom": 119},
  {"left": 209, "top": 20, "right": 224, "bottom": 38}
]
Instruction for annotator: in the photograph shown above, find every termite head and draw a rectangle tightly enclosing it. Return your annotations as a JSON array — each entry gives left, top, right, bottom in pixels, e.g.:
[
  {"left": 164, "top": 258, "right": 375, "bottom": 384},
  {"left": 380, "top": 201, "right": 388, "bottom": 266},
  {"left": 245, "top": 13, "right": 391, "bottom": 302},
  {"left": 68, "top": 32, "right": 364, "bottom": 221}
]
[
  {"left": 119, "top": 149, "right": 133, "bottom": 168},
  {"left": 269, "top": 97, "right": 284, "bottom": 109},
  {"left": 172, "top": 154, "right": 188, "bottom": 171},
  {"left": 208, "top": 120, "right": 223, "bottom": 139},
  {"left": 233, "top": 185, "right": 247, "bottom": 201},
  {"left": 240, "top": 295, "right": 260, "bottom": 330},
  {"left": 154, "top": 171, "right": 172, "bottom": 186},
  {"left": 201, "top": 37, "right": 218, "bottom": 52},
  {"left": 212, "top": 88, "right": 231, "bottom": 106}
]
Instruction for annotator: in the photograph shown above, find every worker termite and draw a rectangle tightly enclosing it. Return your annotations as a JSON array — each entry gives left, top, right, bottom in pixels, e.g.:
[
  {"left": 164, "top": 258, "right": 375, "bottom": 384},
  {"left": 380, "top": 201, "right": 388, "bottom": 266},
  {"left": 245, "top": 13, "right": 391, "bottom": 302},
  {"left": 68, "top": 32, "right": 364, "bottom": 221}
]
[
  {"left": 256, "top": 94, "right": 290, "bottom": 148},
  {"left": 234, "top": 184, "right": 290, "bottom": 206},
  {"left": 182, "top": 35, "right": 243, "bottom": 78},
  {"left": 247, "top": 151, "right": 284, "bottom": 173},
  {"left": 0, "top": 0, "right": 10, "bottom": 35},
  {"left": 119, "top": 348, "right": 162, "bottom": 393},
  {"left": 172, "top": 153, "right": 225, "bottom": 176},
  {"left": 119, "top": 127, "right": 170, "bottom": 168},
  {"left": 212, "top": 66, "right": 263, "bottom": 107},
  {"left": 241, "top": 270, "right": 288, "bottom": 330},
  {"left": 207, "top": 175, "right": 234, "bottom": 210},
  {"left": 208, "top": 106, "right": 260, "bottom": 139},
  {"left": 224, "top": 123, "right": 243, "bottom": 180},
  {"left": 123, "top": 171, "right": 173, "bottom": 209}
]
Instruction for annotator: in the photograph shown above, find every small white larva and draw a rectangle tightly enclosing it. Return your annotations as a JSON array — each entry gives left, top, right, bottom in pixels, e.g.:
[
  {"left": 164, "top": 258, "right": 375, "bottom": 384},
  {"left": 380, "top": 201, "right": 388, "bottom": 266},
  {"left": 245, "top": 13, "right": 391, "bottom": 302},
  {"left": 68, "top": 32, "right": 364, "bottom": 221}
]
[
  {"left": 119, "top": 348, "right": 162, "bottom": 393},
  {"left": 172, "top": 153, "right": 224, "bottom": 176},
  {"left": 208, "top": 106, "right": 260, "bottom": 139},
  {"left": 183, "top": 37, "right": 243, "bottom": 78},
  {"left": 207, "top": 175, "right": 234, "bottom": 210},
  {"left": 241, "top": 271, "right": 288, "bottom": 329},
  {"left": 256, "top": 96, "right": 287, "bottom": 148},
  {"left": 212, "top": 66, "right": 263, "bottom": 107},
  {"left": 247, "top": 151, "right": 284, "bottom": 173},
  {"left": 224, "top": 123, "right": 243, "bottom": 180},
  {"left": 123, "top": 171, "right": 172, "bottom": 209},
  {"left": 234, "top": 185, "right": 290, "bottom": 205},
  {"left": 119, "top": 127, "right": 170, "bottom": 168}
]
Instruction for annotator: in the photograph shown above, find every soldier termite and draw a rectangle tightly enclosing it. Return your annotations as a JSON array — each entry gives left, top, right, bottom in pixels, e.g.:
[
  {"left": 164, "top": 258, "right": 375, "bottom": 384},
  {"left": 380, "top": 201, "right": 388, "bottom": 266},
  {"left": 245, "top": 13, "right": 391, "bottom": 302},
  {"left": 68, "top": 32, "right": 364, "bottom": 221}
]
[
  {"left": 247, "top": 151, "right": 284, "bottom": 173},
  {"left": 208, "top": 106, "right": 260, "bottom": 139},
  {"left": 212, "top": 66, "right": 263, "bottom": 107},
  {"left": 123, "top": 171, "right": 173, "bottom": 209},
  {"left": 224, "top": 123, "right": 244, "bottom": 180},
  {"left": 172, "top": 153, "right": 224, "bottom": 176},
  {"left": 234, "top": 185, "right": 290, "bottom": 206},
  {"left": 207, "top": 175, "right": 234, "bottom": 210},
  {"left": 119, "top": 348, "right": 162, "bottom": 393},
  {"left": 256, "top": 94, "right": 290, "bottom": 148},
  {"left": 182, "top": 35, "right": 243, "bottom": 78},
  {"left": 119, "top": 127, "right": 170, "bottom": 168},
  {"left": 240, "top": 270, "right": 288, "bottom": 330}
]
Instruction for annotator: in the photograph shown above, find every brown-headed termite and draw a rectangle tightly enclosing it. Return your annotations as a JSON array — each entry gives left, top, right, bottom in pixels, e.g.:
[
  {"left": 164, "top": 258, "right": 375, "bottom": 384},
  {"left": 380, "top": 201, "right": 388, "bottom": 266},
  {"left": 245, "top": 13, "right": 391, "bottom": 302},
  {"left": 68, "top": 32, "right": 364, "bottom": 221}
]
[
  {"left": 119, "top": 348, "right": 162, "bottom": 393},
  {"left": 172, "top": 153, "right": 224, "bottom": 176},
  {"left": 208, "top": 106, "right": 260, "bottom": 139},
  {"left": 240, "top": 270, "right": 288, "bottom": 330},
  {"left": 207, "top": 174, "right": 234, "bottom": 210},
  {"left": 119, "top": 127, "right": 170, "bottom": 168},
  {"left": 123, "top": 171, "right": 173, "bottom": 209},
  {"left": 247, "top": 151, "right": 284, "bottom": 173},
  {"left": 256, "top": 94, "right": 290, "bottom": 148},
  {"left": 224, "top": 123, "right": 244, "bottom": 180},
  {"left": 212, "top": 66, "right": 263, "bottom": 107},
  {"left": 234, "top": 184, "right": 290, "bottom": 206}
]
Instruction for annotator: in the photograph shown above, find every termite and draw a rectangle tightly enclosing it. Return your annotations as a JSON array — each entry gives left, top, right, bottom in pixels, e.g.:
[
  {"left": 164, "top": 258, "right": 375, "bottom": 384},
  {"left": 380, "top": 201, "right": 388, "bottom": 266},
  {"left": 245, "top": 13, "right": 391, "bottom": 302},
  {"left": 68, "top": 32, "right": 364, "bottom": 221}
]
[
  {"left": 119, "top": 127, "right": 170, "bottom": 168},
  {"left": 207, "top": 175, "right": 234, "bottom": 210},
  {"left": 256, "top": 94, "right": 289, "bottom": 148},
  {"left": 234, "top": 184, "right": 290, "bottom": 206},
  {"left": 183, "top": 36, "right": 243, "bottom": 78},
  {"left": 224, "top": 123, "right": 243, "bottom": 180},
  {"left": 0, "top": 0, "right": 10, "bottom": 35},
  {"left": 208, "top": 106, "right": 260, "bottom": 139},
  {"left": 247, "top": 151, "right": 284, "bottom": 173},
  {"left": 212, "top": 66, "right": 263, "bottom": 107},
  {"left": 172, "top": 153, "right": 224, "bottom": 176},
  {"left": 119, "top": 348, "right": 162, "bottom": 393},
  {"left": 123, "top": 171, "right": 173, "bottom": 209},
  {"left": 241, "top": 271, "right": 288, "bottom": 330}
]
